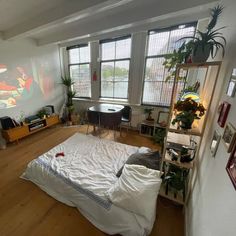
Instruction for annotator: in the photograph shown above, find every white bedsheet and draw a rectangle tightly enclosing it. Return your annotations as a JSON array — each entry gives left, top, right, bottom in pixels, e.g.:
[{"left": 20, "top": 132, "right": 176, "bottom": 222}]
[{"left": 21, "top": 133, "right": 157, "bottom": 236}]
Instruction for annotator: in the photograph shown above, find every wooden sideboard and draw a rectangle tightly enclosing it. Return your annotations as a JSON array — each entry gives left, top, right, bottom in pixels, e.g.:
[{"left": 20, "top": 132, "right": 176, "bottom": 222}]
[{"left": 2, "top": 115, "right": 60, "bottom": 143}]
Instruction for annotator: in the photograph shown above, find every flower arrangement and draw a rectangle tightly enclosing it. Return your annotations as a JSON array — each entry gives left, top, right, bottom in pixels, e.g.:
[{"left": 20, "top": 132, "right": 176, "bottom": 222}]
[{"left": 172, "top": 97, "right": 206, "bottom": 129}]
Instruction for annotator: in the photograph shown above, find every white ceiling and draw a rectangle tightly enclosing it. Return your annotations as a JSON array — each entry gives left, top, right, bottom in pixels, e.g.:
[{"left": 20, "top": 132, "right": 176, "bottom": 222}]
[{"left": 0, "top": 0, "right": 218, "bottom": 46}]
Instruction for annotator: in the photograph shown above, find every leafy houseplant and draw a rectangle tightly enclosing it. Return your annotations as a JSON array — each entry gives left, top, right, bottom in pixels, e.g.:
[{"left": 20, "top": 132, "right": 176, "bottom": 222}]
[
  {"left": 163, "top": 164, "right": 189, "bottom": 198},
  {"left": 163, "top": 42, "right": 192, "bottom": 81},
  {"left": 172, "top": 97, "right": 206, "bottom": 130},
  {"left": 181, "top": 5, "right": 226, "bottom": 62},
  {"left": 61, "top": 76, "right": 76, "bottom": 122},
  {"left": 152, "top": 128, "right": 166, "bottom": 152}
]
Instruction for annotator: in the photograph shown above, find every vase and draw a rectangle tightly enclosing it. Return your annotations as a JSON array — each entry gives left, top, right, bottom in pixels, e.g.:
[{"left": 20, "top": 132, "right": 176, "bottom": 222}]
[{"left": 192, "top": 44, "right": 211, "bottom": 63}]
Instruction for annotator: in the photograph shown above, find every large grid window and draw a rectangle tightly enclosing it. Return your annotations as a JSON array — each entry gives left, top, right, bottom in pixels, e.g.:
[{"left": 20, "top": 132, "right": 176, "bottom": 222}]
[
  {"left": 100, "top": 36, "right": 131, "bottom": 99},
  {"left": 68, "top": 44, "right": 91, "bottom": 98},
  {"left": 142, "top": 23, "right": 196, "bottom": 106}
]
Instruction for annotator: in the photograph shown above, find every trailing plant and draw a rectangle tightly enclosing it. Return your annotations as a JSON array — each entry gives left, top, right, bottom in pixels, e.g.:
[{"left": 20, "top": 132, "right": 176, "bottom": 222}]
[{"left": 163, "top": 42, "right": 192, "bottom": 81}]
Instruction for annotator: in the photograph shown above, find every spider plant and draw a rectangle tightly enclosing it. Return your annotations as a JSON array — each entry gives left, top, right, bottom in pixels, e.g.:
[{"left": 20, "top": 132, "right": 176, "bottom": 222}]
[{"left": 181, "top": 5, "right": 226, "bottom": 62}]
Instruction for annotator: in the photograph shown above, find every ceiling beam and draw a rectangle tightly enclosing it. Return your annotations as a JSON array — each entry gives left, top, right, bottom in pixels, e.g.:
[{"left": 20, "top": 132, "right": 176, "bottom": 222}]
[
  {"left": 2, "top": 0, "right": 134, "bottom": 40},
  {"left": 37, "top": 1, "right": 217, "bottom": 46}
]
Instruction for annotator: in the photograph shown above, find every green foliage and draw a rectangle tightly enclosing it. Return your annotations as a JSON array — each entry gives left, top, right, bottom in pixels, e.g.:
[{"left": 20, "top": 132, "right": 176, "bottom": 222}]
[
  {"left": 61, "top": 76, "right": 75, "bottom": 87},
  {"left": 144, "top": 107, "right": 154, "bottom": 114},
  {"left": 163, "top": 164, "right": 188, "bottom": 191},
  {"left": 61, "top": 76, "right": 77, "bottom": 121},
  {"left": 101, "top": 65, "right": 128, "bottom": 79},
  {"left": 163, "top": 42, "right": 192, "bottom": 81},
  {"left": 152, "top": 128, "right": 166, "bottom": 145},
  {"left": 172, "top": 98, "right": 206, "bottom": 129},
  {"left": 181, "top": 5, "right": 226, "bottom": 59}
]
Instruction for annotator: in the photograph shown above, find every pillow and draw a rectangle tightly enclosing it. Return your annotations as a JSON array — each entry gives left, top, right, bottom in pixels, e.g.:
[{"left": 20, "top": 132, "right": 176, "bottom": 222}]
[
  {"left": 107, "top": 164, "right": 162, "bottom": 221},
  {"left": 116, "top": 151, "right": 161, "bottom": 177}
]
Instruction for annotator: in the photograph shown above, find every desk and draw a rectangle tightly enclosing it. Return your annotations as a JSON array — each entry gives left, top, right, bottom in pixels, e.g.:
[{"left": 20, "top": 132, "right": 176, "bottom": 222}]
[{"left": 88, "top": 104, "right": 124, "bottom": 113}]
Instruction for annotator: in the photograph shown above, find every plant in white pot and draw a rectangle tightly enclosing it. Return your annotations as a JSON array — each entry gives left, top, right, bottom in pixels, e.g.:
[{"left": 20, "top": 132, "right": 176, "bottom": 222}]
[{"left": 181, "top": 5, "right": 226, "bottom": 63}]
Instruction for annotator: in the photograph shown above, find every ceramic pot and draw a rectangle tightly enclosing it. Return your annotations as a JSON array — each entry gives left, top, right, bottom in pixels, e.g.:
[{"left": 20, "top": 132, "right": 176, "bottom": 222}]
[{"left": 192, "top": 44, "right": 211, "bottom": 63}]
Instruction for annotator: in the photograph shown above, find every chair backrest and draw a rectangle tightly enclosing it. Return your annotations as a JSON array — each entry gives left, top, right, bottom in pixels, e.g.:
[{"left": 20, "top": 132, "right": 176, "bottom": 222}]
[
  {"left": 122, "top": 105, "right": 132, "bottom": 122},
  {"left": 87, "top": 110, "right": 99, "bottom": 125},
  {"left": 100, "top": 111, "right": 122, "bottom": 128}
]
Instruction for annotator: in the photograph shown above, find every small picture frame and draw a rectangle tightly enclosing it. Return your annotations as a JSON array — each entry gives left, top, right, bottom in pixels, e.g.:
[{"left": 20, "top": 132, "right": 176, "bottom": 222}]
[
  {"left": 226, "top": 142, "right": 236, "bottom": 190},
  {"left": 210, "top": 130, "right": 221, "bottom": 157},
  {"left": 222, "top": 123, "right": 236, "bottom": 153},
  {"left": 217, "top": 102, "right": 231, "bottom": 128},
  {"left": 226, "top": 68, "right": 236, "bottom": 97},
  {"left": 157, "top": 111, "right": 169, "bottom": 127}
]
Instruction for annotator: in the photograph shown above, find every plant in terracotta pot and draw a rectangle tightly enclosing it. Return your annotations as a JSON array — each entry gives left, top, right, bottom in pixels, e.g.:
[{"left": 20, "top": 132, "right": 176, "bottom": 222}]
[
  {"left": 181, "top": 5, "right": 226, "bottom": 63},
  {"left": 172, "top": 97, "right": 206, "bottom": 130}
]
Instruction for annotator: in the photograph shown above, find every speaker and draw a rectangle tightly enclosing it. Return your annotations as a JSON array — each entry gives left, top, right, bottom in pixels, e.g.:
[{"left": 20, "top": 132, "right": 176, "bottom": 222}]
[
  {"left": 44, "top": 105, "right": 54, "bottom": 115},
  {"left": 0, "top": 116, "right": 16, "bottom": 130}
]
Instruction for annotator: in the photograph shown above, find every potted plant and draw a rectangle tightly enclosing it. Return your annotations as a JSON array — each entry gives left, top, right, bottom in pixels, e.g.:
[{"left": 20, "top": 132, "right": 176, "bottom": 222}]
[
  {"left": 172, "top": 97, "right": 206, "bottom": 130},
  {"left": 163, "top": 164, "right": 188, "bottom": 199},
  {"left": 152, "top": 128, "right": 166, "bottom": 152},
  {"left": 144, "top": 107, "right": 154, "bottom": 121},
  {"left": 163, "top": 42, "right": 192, "bottom": 81},
  {"left": 61, "top": 76, "right": 76, "bottom": 122},
  {"left": 181, "top": 5, "right": 226, "bottom": 63}
]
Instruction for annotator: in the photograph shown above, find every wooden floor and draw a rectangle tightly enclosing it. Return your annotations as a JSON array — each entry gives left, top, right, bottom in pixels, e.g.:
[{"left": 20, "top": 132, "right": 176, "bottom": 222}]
[{"left": 0, "top": 125, "right": 184, "bottom": 236}]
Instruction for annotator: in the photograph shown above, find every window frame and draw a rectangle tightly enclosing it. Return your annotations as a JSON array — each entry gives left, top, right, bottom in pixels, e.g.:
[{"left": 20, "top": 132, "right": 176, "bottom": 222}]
[
  {"left": 99, "top": 35, "right": 131, "bottom": 100},
  {"left": 67, "top": 43, "right": 92, "bottom": 99},
  {"left": 141, "top": 22, "right": 197, "bottom": 107}
]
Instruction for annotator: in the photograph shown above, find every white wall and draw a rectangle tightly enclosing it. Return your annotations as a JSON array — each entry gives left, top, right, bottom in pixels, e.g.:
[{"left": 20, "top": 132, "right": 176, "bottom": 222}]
[
  {"left": 186, "top": 1, "right": 236, "bottom": 235},
  {"left": 0, "top": 38, "right": 63, "bottom": 121}
]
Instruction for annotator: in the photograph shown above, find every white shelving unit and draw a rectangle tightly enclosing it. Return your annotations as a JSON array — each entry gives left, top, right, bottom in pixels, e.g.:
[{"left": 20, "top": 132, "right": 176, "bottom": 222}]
[{"left": 160, "top": 61, "right": 221, "bottom": 205}]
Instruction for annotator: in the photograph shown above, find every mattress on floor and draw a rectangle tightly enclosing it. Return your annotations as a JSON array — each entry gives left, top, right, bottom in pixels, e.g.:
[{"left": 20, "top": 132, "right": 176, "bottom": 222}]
[{"left": 21, "top": 133, "right": 157, "bottom": 236}]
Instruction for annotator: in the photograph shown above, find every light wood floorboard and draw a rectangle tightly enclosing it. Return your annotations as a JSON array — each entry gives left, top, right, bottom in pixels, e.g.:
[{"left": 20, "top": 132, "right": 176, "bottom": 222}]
[{"left": 0, "top": 125, "right": 184, "bottom": 236}]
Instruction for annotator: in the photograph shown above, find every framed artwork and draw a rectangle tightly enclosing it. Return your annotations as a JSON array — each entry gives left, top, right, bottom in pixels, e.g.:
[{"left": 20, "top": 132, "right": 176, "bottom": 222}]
[
  {"left": 217, "top": 102, "right": 231, "bottom": 128},
  {"left": 226, "top": 142, "right": 236, "bottom": 190},
  {"left": 222, "top": 123, "right": 236, "bottom": 153},
  {"left": 226, "top": 68, "right": 236, "bottom": 97},
  {"left": 210, "top": 130, "right": 221, "bottom": 157},
  {"left": 157, "top": 111, "right": 169, "bottom": 127}
]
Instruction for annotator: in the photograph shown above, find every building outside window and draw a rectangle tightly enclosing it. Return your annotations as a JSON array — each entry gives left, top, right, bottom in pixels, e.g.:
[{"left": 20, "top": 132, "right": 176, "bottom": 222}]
[
  {"left": 68, "top": 44, "right": 91, "bottom": 98},
  {"left": 142, "top": 23, "right": 196, "bottom": 106},
  {"left": 100, "top": 36, "right": 131, "bottom": 99}
]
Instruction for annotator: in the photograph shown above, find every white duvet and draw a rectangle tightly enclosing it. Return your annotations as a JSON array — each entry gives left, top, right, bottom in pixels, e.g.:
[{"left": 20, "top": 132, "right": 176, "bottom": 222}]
[{"left": 22, "top": 133, "right": 158, "bottom": 236}]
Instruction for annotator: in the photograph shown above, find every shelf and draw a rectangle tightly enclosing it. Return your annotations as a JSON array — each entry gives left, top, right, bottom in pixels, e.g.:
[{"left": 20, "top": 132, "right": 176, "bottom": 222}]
[
  {"left": 167, "top": 132, "right": 191, "bottom": 146},
  {"left": 164, "top": 152, "right": 194, "bottom": 169},
  {"left": 169, "top": 114, "right": 202, "bottom": 136},
  {"left": 177, "top": 61, "right": 221, "bottom": 69},
  {"left": 2, "top": 115, "right": 60, "bottom": 143},
  {"left": 159, "top": 184, "right": 185, "bottom": 205},
  {"left": 160, "top": 61, "right": 221, "bottom": 205}
]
